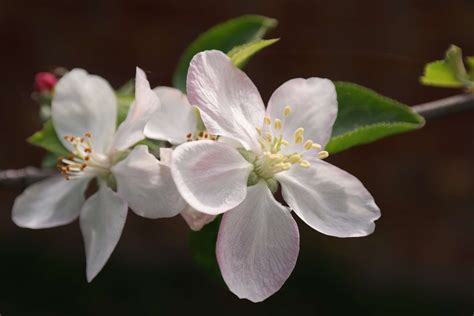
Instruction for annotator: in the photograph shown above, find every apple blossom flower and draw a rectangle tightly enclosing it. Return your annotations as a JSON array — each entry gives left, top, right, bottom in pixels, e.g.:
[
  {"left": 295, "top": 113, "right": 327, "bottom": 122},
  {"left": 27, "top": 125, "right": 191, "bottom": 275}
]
[
  {"left": 13, "top": 67, "right": 184, "bottom": 281},
  {"left": 171, "top": 50, "right": 381, "bottom": 302},
  {"left": 144, "top": 84, "right": 216, "bottom": 231}
]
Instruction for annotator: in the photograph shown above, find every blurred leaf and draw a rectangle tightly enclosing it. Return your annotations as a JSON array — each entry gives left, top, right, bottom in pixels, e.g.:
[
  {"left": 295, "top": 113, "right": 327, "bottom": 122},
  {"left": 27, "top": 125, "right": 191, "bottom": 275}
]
[
  {"left": 41, "top": 152, "right": 60, "bottom": 168},
  {"left": 466, "top": 56, "right": 474, "bottom": 80},
  {"left": 326, "top": 82, "right": 425, "bottom": 154},
  {"left": 172, "top": 15, "right": 277, "bottom": 92},
  {"left": 136, "top": 138, "right": 163, "bottom": 157},
  {"left": 420, "top": 60, "right": 464, "bottom": 88},
  {"left": 117, "top": 95, "right": 134, "bottom": 126},
  {"left": 116, "top": 79, "right": 134, "bottom": 97},
  {"left": 188, "top": 216, "right": 223, "bottom": 282},
  {"left": 228, "top": 38, "right": 279, "bottom": 68},
  {"left": 27, "top": 120, "right": 69, "bottom": 156},
  {"left": 420, "top": 45, "right": 474, "bottom": 89}
]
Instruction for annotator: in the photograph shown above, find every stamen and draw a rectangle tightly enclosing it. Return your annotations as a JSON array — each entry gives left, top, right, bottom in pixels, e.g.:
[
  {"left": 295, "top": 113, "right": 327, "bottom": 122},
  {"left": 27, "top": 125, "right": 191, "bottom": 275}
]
[
  {"left": 274, "top": 119, "right": 282, "bottom": 129},
  {"left": 284, "top": 106, "right": 291, "bottom": 117},
  {"left": 288, "top": 154, "right": 302, "bottom": 164},
  {"left": 264, "top": 132, "right": 272, "bottom": 142},
  {"left": 303, "top": 140, "right": 313, "bottom": 150},
  {"left": 57, "top": 132, "right": 109, "bottom": 180},
  {"left": 318, "top": 151, "right": 329, "bottom": 159},
  {"left": 299, "top": 160, "right": 311, "bottom": 168},
  {"left": 312, "top": 143, "right": 322, "bottom": 150},
  {"left": 263, "top": 116, "right": 271, "bottom": 125}
]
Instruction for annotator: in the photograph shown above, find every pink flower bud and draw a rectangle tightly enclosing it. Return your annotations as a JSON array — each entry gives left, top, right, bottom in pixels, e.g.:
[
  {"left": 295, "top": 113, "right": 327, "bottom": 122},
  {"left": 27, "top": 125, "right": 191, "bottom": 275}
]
[{"left": 34, "top": 72, "right": 58, "bottom": 93}]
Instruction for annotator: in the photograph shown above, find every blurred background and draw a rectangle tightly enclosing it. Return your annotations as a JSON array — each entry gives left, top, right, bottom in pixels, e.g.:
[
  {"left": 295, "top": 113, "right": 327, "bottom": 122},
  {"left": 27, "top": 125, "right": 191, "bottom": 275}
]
[{"left": 0, "top": 0, "right": 473, "bottom": 315}]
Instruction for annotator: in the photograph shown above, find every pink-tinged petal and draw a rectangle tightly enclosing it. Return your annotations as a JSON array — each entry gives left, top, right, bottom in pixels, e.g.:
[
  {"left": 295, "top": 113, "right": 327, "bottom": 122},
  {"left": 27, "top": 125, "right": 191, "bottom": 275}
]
[
  {"left": 276, "top": 159, "right": 380, "bottom": 238},
  {"left": 187, "top": 50, "right": 265, "bottom": 151},
  {"left": 144, "top": 86, "right": 197, "bottom": 144},
  {"left": 159, "top": 147, "right": 173, "bottom": 166},
  {"left": 111, "top": 145, "right": 186, "bottom": 219},
  {"left": 171, "top": 140, "right": 253, "bottom": 215},
  {"left": 12, "top": 176, "right": 90, "bottom": 229},
  {"left": 112, "top": 67, "right": 160, "bottom": 151},
  {"left": 266, "top": 78, "right": 337, "bottom": 152},
  {"left": 180, "top": 204, "right": 216, "bottom": 231},
  {"left": 80, "top": 184, "right": 128, "bottom": 282},
  {"left": 52, "top": 69, "right": 117, "bottom": 154},
  {"left": 216, "top": 181, "right": 299, "bottom": 302}
]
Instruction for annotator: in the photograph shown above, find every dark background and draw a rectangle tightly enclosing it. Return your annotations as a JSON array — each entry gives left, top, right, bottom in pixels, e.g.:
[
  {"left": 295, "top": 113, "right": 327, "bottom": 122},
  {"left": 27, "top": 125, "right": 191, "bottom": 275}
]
[{"left": 1, "top": 0, "right": 473, "bottom": 315}]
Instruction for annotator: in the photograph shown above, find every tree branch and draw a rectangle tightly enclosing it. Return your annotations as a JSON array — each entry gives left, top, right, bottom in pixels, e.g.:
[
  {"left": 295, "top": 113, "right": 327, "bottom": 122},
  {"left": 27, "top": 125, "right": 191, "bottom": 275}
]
[
  {"left": 2, "top": 93, "right": 474, "bottom": 189},
  {"left": 412, "top": 93, "right": 474, "bottom": 120},
  {"left": 0, "top": 167, "right": 55, "bottom": 189}
]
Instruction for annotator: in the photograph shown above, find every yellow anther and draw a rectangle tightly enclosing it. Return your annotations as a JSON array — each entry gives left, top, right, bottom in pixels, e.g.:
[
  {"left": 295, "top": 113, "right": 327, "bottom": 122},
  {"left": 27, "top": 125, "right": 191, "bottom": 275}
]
[
  {"left": 284, "top": 106, "right": 291, "bottom": 117},
  {"left": 256, "top": 127, "right": 262, "bottom": 134},
  {"left": 269, "top": 153, "right": 281, "bottom": 160},
  {"left": 263, "top": 116, "right": 271, "bottom": 125},
  {"left": 288, "top": 154, "right": 302, "bottom": 164},
  {"left": 318, "top": 151, "right": 329, "bottom": 159},
  {"left": 294, "top": 127, "right": 304, "bottom": 138},
  {"left": 311, "top": 143, "right": 322, "bottom": 150},
  {"left": 299, "top": 160, "right": 311, "bottom": 168},
  {"left": 303, "top": 140, "right": 313, "bottom": 150},
  {"left": 295, "top": 135, "right": 304, "bottom": 144},
  {"left": 281, "top": 139, "right": 289, "bottom": 146},
  {"left": 275, "top": 162, "right": 291, "bottom": 170},
  {"left": 274, "top": 119, "right": 282, "bottom": 129},
  {"left": 264, "top": 132, "right": 272, "bottom": 142}
]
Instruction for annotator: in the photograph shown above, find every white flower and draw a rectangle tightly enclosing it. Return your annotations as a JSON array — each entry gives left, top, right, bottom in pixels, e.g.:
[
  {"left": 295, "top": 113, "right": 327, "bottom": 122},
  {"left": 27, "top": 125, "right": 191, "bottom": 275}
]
[
  {"left": 12, "top": 68, "right": 185, "bottom": 281},
  {"left": 144, "top": 84, "right": 216, "bottom": 231},
  {"left": 171, "top": 50, "right": 381, "bottom": 302}
]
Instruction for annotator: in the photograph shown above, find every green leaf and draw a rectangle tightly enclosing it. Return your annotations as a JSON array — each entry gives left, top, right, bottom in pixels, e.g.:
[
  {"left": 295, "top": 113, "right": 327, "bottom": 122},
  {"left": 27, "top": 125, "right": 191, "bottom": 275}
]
[
  {"left": 326, "top": 82, "right": 425, "bottom": 154},
  {"left": 228, "top": 38, "right": 279, "bottom": 68},
  {"left": 117, "top": 95, "right": 134, "bottom": 126},
  {"left": 420, "top": 45, "right": 474, "bottom": 89},
  {"left": 172, "top": 15, "right": 277, "bottom": 92},
  {"left": 116, "top": 79, "right": 134, "bottom": 97},
  {"left": 466, "top": 56, "right": 474, "bottom": 80},
  {"left": 27, "top": 120, "right": 69, "bottom": 156},
  {"left": 188, "top": 216, "right": 223, "bottom": 282},
  {"left": 420, "top": 60, "right": 464, "bottom": 88}
]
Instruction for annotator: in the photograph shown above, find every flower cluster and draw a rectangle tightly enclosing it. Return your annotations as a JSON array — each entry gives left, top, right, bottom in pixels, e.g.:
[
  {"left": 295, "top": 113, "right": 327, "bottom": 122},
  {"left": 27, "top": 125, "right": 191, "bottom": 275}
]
[{"left": 12, "top": 50, "right": 380, "bottom": 302}]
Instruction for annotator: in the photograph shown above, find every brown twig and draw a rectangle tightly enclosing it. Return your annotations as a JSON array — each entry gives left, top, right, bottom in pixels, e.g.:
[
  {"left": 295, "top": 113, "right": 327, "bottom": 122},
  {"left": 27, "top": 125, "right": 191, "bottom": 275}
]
[
  {"left": 412, "top": 93, "right": 474, "bottom": 120},
  {"left": 0, "top": 167, "right": 55, "bottom": 189}
]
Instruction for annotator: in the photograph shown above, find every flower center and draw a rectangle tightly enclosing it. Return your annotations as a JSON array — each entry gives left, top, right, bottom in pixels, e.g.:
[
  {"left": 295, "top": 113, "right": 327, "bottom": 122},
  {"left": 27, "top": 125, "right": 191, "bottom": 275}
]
[
  {"left": 244, "top": 105, "right": 329, "bottom": 187},
  {"left": 57, "top": 132, "right": 111, "bottom": 180},
  {"left": 184, "top": 130, "right": 218, "bottom": 142}
]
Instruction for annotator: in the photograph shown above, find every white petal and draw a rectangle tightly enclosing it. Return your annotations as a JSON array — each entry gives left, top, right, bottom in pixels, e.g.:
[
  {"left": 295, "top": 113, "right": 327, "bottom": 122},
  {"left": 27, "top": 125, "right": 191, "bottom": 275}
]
[
  {"left": 180, "top": 204, "right": 216, "bottom": 231},
  {"left": 111, "top": 145, "right": 185, "bottom": 219},
  {"left": 171, "top": 140, "right": 253, "bottom": 215},
  {"left": 186, "top": 50, "right": 265, "bottom": 151},
  {"left": 144, "top": 86, "right": 197, "bottom": 144},
  {"left": 52, "top": 69, "right": 117, "bottom": 154},
  {"left": 112, "top": 67, "right": 160, "bottom": 150},
  {"left": 12, "top": 176, "right": 89, "bottom": 229},
  {"left": 216, "top": 181, "right": 299, "bottom": 302},
  {"left": 159, "top": 147, "right": 173, "bottom": 166},
  {"left": 276, "top": 159, "right": 380, "bottom": 237},
  {"left": 266, "top": 78, "right": 337, "bottom": 152},
  {"left": 80, "top": 184, "right": 128, "bottom": 282}
]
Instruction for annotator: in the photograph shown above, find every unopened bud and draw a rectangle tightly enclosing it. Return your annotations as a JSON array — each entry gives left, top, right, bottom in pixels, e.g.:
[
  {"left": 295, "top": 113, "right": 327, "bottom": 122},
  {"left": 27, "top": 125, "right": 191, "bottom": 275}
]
[{"left": 34, "top": 72, "right": 58, "bottom": 93}]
